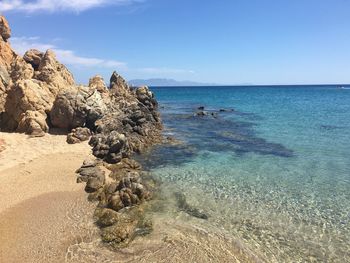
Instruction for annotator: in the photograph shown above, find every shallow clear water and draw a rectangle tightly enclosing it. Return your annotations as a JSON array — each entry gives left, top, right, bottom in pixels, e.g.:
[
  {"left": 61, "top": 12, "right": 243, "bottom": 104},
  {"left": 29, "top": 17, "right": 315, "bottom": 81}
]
[{"left": 140, "top": 86, "right": 350, "bottom": 262}]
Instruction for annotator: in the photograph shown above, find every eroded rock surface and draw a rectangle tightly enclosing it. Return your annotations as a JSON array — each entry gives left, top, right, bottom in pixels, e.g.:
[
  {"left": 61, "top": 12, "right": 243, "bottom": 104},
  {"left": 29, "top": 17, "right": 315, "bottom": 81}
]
[
  {"left": 0, "top": 15, "right": 164, "bottom": 249},
  {"left": 0, "top": 18, "right": 75, "bottom": 135}
]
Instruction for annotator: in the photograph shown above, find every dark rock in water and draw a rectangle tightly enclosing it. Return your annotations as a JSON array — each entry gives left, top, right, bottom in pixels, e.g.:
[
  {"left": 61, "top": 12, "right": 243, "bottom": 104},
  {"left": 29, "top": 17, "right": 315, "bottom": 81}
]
[
  {"left": 219, "top": 108, "right": 234, "bottom": 112},
  {"left": 95, "top": 208, "right": 121, "bottom": 227},
  {"left": 197, "top": 106, "right": 205, "bottom": 111},
  {"left": 195, "top": 110, "right": 209, "bottom": 117},
  {"left": 67, "top": 127, "right": 91, "bottom": 144},
  {"left": 211, "top": 112, "right": 218, "bottom": 118},
  {"left": 320, "top": 125, "right": 344, "bottom": 131},
  {"left": 174, "top": 192, "right": 209, "bottom": 220},
  {"left": 85, "top": 173, "right": 105, "bottom": 193}
]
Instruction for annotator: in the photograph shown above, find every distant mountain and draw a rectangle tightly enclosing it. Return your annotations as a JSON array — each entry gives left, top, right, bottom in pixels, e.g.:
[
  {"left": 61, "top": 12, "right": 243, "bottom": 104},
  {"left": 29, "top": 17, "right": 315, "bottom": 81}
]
[{"left": 129, "top": 78, "right": 217, "bottom": 87}]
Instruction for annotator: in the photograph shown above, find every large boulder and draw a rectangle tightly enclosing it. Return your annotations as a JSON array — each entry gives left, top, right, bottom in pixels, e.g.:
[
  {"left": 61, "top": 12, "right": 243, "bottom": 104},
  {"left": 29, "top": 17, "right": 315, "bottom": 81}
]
[
  {"left": 50, "top": 86, "right": 107, "bottom": 130},
  {"left": 2, "top": 79, "right": 53, "bottom": 133},
  {"left": 0, "top": 16, "right": 16, "bottom": 70},
  {"left": 35, "top": 50, "right": 75, "bottom": 93},
  {"left": 0, "top": 16, "right": 11, "bottom": 41},
  {"left": 10, "top": 56, "right": 34, "bottom": 82},
  {"left": 23, "top": 49, "right": 43, "bottom": 71}
]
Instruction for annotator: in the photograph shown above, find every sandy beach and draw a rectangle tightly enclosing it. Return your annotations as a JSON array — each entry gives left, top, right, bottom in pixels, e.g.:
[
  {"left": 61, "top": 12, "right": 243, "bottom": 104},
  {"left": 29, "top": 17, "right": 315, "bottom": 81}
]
[
  {"left": 0, "top": 132, "right": 263, "bottom": 263},
  {"left": 0, "top": 132, "right": 96, "bottom": 263}
]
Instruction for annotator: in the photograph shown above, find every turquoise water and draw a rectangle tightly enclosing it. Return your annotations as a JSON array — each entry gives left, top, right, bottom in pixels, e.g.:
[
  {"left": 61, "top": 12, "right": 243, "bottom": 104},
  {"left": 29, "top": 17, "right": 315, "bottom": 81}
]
[{"left": 141, "top": 86, "right": 350, "bottom": 262}]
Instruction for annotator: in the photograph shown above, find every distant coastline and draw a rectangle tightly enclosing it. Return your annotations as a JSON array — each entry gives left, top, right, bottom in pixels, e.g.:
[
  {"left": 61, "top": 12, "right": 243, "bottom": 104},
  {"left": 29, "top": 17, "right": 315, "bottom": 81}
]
[{"left": 129, "top": 79, "right": 349, "bottom": 88}]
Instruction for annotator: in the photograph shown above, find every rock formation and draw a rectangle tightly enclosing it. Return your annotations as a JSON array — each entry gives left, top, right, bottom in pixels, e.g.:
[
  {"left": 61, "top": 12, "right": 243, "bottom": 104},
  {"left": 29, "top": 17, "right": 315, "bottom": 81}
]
[
  {"left": 0, "top": 16, "right": 75, "bottom": 136},
  {"left": 0, "top": 15, "right": 163, "bottom": 248}
]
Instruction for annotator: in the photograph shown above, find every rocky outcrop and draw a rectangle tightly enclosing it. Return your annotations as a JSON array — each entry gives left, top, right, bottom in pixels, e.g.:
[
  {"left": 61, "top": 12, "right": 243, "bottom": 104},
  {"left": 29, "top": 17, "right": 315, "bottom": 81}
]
[
  {"left": 0, "top": 16, "right": 11, "bottom": 41},
  {"left": 23, "top": 49, "right": 43, "bottom": 71},
  {"left": 77, "top": 158, "right": 155, "bottom": 247},
  {"left": 0, "top": 16, "right": 15, "bottom": 69},
  {"left": 0, "top": 15, "right": 164, "bottom": 249},
  {"left": 89, "top": 75, "right": 108, "bottom": 94},
  {"left": 0, "top": 16, "right": 16, "bottom": 113},
  {"left": 50, "top": 86, "right": 106, "bottom": 130},
  {"left": 0, "top": 17, "right": 75, "bottom": 135}
]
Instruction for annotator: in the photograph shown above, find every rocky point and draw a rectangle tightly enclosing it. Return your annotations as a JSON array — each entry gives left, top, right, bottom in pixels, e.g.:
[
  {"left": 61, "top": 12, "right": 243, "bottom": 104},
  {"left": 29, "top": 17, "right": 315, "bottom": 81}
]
[{"left": 0, "top": 15, "right": 163, "bottom": 248}]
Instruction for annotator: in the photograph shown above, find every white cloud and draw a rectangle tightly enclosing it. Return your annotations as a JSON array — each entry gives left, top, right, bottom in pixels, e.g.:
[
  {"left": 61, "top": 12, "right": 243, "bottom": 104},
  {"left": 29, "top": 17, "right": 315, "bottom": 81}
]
[
  {"left": 0, "top": 0, "right": 141, "bottom": 13},
  {"left": 138, "top": 67, "right": 195, "bottom": 75},
  {"left": 11, "top": 36, "right": 126, "bottom": 69}
]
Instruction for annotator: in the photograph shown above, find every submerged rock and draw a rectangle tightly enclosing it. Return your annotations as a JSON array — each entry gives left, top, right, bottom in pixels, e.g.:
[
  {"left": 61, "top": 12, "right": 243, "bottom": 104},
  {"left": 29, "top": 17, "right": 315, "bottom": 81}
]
[{"left": 175, "top": 192, "right": 209, "bottom": 220}]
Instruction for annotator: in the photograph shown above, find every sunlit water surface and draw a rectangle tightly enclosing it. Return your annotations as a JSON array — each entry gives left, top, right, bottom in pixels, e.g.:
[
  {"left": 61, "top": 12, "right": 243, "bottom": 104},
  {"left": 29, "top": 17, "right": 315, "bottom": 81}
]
[{"left": 138, "top": 85, "right": 350, "bottom": 262}]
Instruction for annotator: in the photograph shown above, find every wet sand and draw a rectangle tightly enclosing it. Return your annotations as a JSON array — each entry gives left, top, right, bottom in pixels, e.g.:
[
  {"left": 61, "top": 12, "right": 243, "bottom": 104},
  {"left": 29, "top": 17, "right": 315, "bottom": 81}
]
[{"left": 0, "top": 132, "right": 262, "bottom": 263}]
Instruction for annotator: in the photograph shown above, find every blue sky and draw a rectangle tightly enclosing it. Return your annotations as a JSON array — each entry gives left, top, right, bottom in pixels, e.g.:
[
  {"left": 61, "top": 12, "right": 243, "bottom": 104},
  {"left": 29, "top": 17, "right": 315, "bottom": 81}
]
[{"left": 1, "top": 0, "right": 350, "bottom": 85}]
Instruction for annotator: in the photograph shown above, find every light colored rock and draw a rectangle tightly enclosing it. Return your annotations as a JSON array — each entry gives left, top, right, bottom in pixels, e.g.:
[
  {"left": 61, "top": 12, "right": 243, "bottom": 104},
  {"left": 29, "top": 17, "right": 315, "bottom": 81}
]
[
  {"left": 0, "top": 65, "right": 10, "bottom": 112},
  {"left": 4, "top": 79, "right": 53, "bottom": 133},
  {"left": 0, "top": 16, "right": 11, "bottom": 41},
  {"left": 23, "top": 49, "right": 43, "bottom": 70},
  {"left": 35, "top": 50, "right": 75, "bottom": 94},
  {"left": 89, "top": 75, "right": 108, "bottom": 93},
  {"left": 0, "top": 17, "right": 16, "bottom": 69},
  {"left": 10, "top": 56, "right": 34, "bottom": 82},
  {"left": 17, "top": 110, "right": 48, "bottom": 137}
]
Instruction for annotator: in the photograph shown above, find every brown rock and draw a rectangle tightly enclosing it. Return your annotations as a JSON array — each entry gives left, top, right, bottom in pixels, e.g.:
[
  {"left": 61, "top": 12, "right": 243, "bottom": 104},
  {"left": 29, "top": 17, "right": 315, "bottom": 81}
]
[
  {"left": 10, "top": 56, "right": 34, "bottom": 82},
  {"left": 89, "top": 75, "right": 108, "bottom": 93},
  {"left": 3, "top": 79, "right": 53, "bottom": 133},
  {"left": 35, "top": 50, "right": 75, "bottom": 93},
  {"left": 0, "top": 16, "right": 11, "bottom": 41},
  {"left": 17, "top": 110, "right": 48, "bottom": 137},
  {"left": 23, "top": 49, "right": 43, "bottom": 70},
  {"left": 50, "top": 86, "right": 106, "bottom": 130},
  {"left": 67, "top": 127, "right": 91, "bottom": 144}
]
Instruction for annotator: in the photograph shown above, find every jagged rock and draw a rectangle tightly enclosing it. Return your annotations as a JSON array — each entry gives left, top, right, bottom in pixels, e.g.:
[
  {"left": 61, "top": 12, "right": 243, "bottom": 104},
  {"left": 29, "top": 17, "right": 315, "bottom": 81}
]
[
  {"left": 89, "top": 131, "right": 129, "bottom": 163},
  {"left": 0, "top": 16, "right": 16, "bottom": 70},
  {"left": 50, "top": 86, "right": 106, "bottom": 130},
  {"left": 35, "top": 50, "right": 75, "bottom": 93},
  {"left": 89, "top": 75, "right": 108, "bottom": 93},
  {"left": 110, "top": 71, "right": 130, "bottom": 96},
  {"left": 10, "top": 56, "right": 34, "bottom": 82},
  {"left": 23, "top": 49, "right": 43, "bottom": 71},
  {"left": 67, "top": 127, "right": 92, "bottom": 144},
  {"left": 0, "top": 20, "right": 75, "bottom": 135},
  {"left": 0, "top": 16, "right": 11, "bottom": 41},
  {"left": 3, "top": 79, "right": 53, "bottom": 133}
]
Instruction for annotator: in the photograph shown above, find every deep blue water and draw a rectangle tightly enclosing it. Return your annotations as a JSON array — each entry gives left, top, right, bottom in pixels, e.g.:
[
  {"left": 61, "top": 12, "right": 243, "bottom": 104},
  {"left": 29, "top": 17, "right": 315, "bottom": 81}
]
[{"left": 141, "top": 86, "right": 350, "bottom": 262}]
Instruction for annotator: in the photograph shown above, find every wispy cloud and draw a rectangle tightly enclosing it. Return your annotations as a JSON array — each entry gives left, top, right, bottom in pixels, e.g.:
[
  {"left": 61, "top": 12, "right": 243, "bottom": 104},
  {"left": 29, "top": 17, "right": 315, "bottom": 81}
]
[
  {"left": 11, "top": 36, "right": 126, "bottom": 69},
  {"left": 0, "top": 0, "right": 142, "bottom": 13}
]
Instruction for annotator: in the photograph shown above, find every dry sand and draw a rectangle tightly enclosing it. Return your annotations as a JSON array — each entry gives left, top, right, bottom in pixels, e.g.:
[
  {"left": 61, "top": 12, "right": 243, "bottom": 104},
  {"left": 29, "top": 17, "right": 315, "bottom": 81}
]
[{"left": 0, "top": 132, "right": 96, "bottom": 263}]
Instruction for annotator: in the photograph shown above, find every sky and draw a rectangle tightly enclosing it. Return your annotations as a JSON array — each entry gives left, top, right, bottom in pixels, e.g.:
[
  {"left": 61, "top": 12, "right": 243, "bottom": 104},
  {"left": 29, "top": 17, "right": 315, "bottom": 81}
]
[{"left": 1, "top": 0, "right": 350, "bottom": 85}]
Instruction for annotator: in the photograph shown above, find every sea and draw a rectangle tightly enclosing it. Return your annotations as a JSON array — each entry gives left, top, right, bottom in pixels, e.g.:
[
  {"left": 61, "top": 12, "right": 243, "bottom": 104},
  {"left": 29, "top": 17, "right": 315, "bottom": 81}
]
[{"left": 136, "top": 85, "right": 350, "bottom": 262}]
